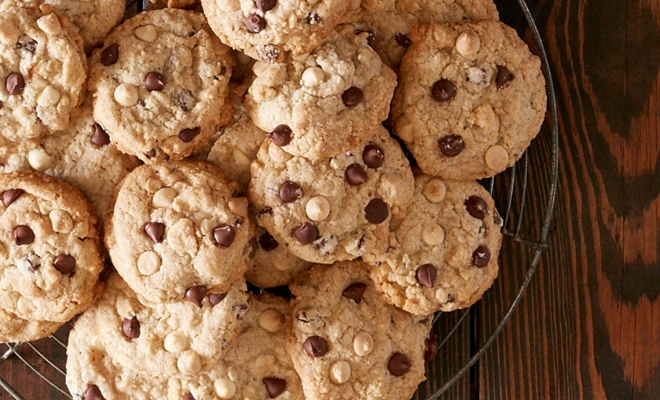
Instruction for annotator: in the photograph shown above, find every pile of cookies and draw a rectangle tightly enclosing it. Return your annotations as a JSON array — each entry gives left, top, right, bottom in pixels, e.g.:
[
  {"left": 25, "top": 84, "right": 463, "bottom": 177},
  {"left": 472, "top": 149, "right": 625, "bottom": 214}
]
[{"left": 0, "top": 0, "right": 547, "bottom": 399}]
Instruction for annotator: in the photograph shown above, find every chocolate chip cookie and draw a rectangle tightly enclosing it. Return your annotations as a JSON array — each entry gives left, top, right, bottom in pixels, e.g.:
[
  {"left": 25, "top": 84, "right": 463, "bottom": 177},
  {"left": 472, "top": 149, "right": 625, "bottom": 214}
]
[
  {"left": 391, "top": 21, "right": 547, "bottom": 180},
  {"left": 0, "top": 308, "right": 62, "bottom": 343}
]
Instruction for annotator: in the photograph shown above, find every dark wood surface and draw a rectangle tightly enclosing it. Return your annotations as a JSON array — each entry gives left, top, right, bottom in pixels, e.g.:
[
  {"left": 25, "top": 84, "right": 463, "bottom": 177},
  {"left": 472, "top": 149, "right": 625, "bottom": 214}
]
[{"left": 3, "top": 0, "right": 659, "bottom": 399}]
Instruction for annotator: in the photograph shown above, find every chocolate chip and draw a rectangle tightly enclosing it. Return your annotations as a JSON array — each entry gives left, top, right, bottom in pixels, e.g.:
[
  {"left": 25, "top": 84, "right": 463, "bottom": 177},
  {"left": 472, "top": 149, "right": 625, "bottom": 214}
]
[
  {"left": 472, "top": 245, "right": 490, "bottom": 267},
  {"left": 122, "top": 317, "right": 140, "bottom": 339},
  {"left": 246, "top": 13, "right": 266, "bottom": 33},
  {"left": 432, "top": 79, "right": 456, "bottom": 102},
  {"left": 144, "top": 222, "right": 165, "bottom": 243},
  {"left": 209, "top": 292, "right": 227, "bottom": 306},
  {"left": 213, "top": 225, "right": 236, "bottom": 247},
  {"left": 182, "top": 394, "right": 195, "bottom": 400},
  {"left": 496, "top": 65, "right": 514, "bottom": 88},
  {"left": 293, "top": 222, "right": 318, "bottom": 244},
  {"left": 258, "top": 231, "right": 279, "bottom": 251},
  {"left": 14, "top": 225, "right": 34, "bottom": 245},
  {"left": 145, "top": 149, "right": 156, "bottom": 158},
  {"left": 53, "top": 255, "right": 76, "bottom": 275},
  {"left": 179, "top": 127, "right": 201, "bottom": 143},
  {"left": 255, "top": 0, "right": 277, "bottom": 12},
  {"left": 268, "top": 125, "right": 292, "bottom": 146},
  {"left": 465, "top": 196, "right": 488, "bottom": 219},
  {"left": 145, "top": 72, "right": 165, "bottom": 91},
  {"left": 303, "top": 336, "right": 328, "bottom": 357},
  {"left": 424, "top": 333, "right": 439, "bottom": 362},
  {"left": 306, "top": 13, "right": 322, "bottom": 24},
  {"left": 16, "top": 38, "right": 37, "bottom": 53},
  {"left": 345, "top": 164, "right": 367, "bottom": 186},
  {"left": 90, "top": 123, "right": 110, "bottom": 146},
  {"left": 438, "top": 134, "right": 465, "bottom": 157},
  {"left": 342, "top": 283, "right": 367, "bottom": 303},
  {"left": 84, "top": 385, "right": 104, "bottom": 400},
  {"left": 185, "top": 286, "right": 208, "bottom": 308},
  {"left": 5, "top": 73, "right": 25, "bottom": 95},
  {"left": 493, "top": 210, "right": 502, "bottom": 225},
  {"left": 262, "top": 377, "right": 286, "bottom": 398},
  {"left": 356, "top": 29, "right": 375, "bottom": 47},
  {"left": 364, "top": 199, "right": 388, "bottom": 224},
  {"left": 101, "top": 43, "right": 119, "bottom": 66},
  {"left": 362, "top": 144, "right": 384, "bottom": 169},
  {"left": 415, "top": 264, "right": 436, "bottom": 288},
  {"left": 395, "top": 33, "right": 411, "bottom": 48},
  {"left": 2, "top": 189, "right": 24, "bottom": 207},
  {"left": 279, "top": 181, "right": 303, "bottom": 203},
  {"left": 342, "top": 87, "right": 364, "bottom": 107},
  {"left": 388, "top": 352, "right": 411, "bottom": 376}
]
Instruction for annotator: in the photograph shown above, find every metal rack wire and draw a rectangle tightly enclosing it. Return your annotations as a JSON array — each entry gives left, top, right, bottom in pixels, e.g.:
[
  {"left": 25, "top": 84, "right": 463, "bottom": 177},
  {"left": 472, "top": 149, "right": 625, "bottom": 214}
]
[{"left": 0, "top": 0, "right": 559, "bottom": 398}]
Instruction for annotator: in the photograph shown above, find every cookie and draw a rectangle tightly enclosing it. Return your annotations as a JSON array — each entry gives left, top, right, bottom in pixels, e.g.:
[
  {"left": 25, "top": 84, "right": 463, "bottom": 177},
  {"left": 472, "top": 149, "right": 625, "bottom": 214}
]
[
  {"left": 364, "top": 174, "right": 503, "bottom": 314},
  {"left": 93, "top": 273, "right": 249, "bottom": 378},
  {"left": 0, "top": 308, "right": 62, "bottom": 343},
  {"left": 246, "top": 26, "right": 397, "bottom": 160},
  {"left": 105, "top": 160, "right": 253, "bottom": 303},
  {"left": 391, "top": 21, "right": 547, "bottom": 180},
  {"left": 87, "top": 8, "right": 234, "bottom": 163},
  {"left": 248, "top": 126, "right": 414, "bottom": 264},
  {"left": 0, "top": 1, "right": 86, "bottom": 148},
  {"left": 0, "top": 171, "right": 104, "bottom": 324},
  {"left": 288, "top": 261, "right": 431, "bottom": 400},
  {"left": 200, "top": 0, "right": 349, "bottom": 62}
]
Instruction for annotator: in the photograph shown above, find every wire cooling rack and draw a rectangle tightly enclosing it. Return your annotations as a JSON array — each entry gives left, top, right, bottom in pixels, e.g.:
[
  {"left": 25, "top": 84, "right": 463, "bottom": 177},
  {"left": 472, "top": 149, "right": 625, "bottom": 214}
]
[{"left": 0, "top": 0, "right": 558, "bottom": 398}]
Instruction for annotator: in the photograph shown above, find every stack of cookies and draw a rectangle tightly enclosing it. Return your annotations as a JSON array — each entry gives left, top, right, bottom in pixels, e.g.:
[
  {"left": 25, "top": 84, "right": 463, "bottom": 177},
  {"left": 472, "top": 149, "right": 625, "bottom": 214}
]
[{"left": 0, "top": 0, "right": 547, "bottom": 399}]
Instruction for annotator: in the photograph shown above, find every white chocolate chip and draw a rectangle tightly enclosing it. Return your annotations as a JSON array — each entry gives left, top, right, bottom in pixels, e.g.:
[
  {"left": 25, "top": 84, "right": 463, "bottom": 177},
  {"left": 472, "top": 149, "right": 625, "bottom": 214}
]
[
  {"left": 395, "top": 115, "right": 414, "bottom": 142},
  {"left": 214, "top": 378, "right": 236, "bottom": 399},
  {"left": 232, "top": 148, "right": 251, "bottom": 167},
  {"left": 153, "top": 187, "right": 177, "bottom": 208},
  {"left": 37, "top": 85, "right": 61, "bottom": 107},
  {"left": 301, "top": 66, "right": 325, "bottom": 88},
  {"left": 177, "top": 350, "right": 202, "bottom": 375},
  {"left": 305, "top": 196, "right": 331, "bottom": 221},
  {"left": 329, "top": 361, "right": 351, "bottom": 384},
  {"left": 252, "top": 60, "right": 270, "bottom": 77},
  {"left": 291, "top": 53, "right": 309, "bottom": 63},
  {"left": 114, "top": 83, "right": 139, "bottom": 107},
  {"left": 134, "top": 24, "right": 157, "bottom": 42},
  {"left": 37, "top": 14, "right": 62, "bottom": 35},
  {"left": 473, "top": 103, "right": 498, "bottom": 129},
  {"left": 422, "top": 223, "right": 445, "bottom": 246},
  {"left": 146, "top": 178, "right": 163, "bottom": 192},
  {"left": 423, "top": 178, "right": 446, "bottom": 203},
  {"left": 268, "top": 141, "right": 291, "bottom": 163},
  {"left": 258, "top": 308, "right": 284, "bottom": 333},
  {"left": 353, "top": 331, "right": 374, "bottom": 356},
  {"left": 111, "top": 274, "right": 127, "bottom": 289},
  {"left": 28, "top": 148, "right": 53, "bottom": 171},
  {"left": 164, "top": 331, "right": 189, "bottom": 354},
  {"left": 455, "top": 31, "right": 481, "bottom": 57},
  {"left": 485, "top": 145, "right": 509, "bottom": 171},
  {"left": 17, "top": 297, "right": 34, "bottom": 315},
  {"left": 228, "top": 197, "right": 249, "bottom": 217},
  {"left": 137, "top": 251, "right": 161, "bottom": 275},
  {"left": 49, "top": 210, "right": 73, "bottom": 233}
]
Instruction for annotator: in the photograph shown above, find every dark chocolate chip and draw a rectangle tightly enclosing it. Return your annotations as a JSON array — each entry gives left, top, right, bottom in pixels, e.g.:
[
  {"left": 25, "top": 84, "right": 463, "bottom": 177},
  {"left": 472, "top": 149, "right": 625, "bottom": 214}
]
[
  {"left": 472, "top": 245, "right": 490, "bottom": 267},
  {"left": 246, "top": 13, "right": 266, "bottom": 33},
  {"left": 14, "top": 225, "right": 34, "bottom": 245},
  {"left": 342, "top": 283, "right": 367, "bottom": 303},
  {"left": 388, "top": 352, "right": 411, "bottom": 376},
  {"left": 122, "top": 316, "right": 140, "bottom": 339},
  {"left": 268, "top": 125, "right": 292, "bottom": 146},
  {"left": 496, "top": 65, "right": 514, "bottom": 88},
  {"left": 144, "top": 72, "right": 165, "bottom": 91},
  {"left": 213, "top": 225, "right": 236, "bottom": 247},
  {"left": 306, "top": 13, "right": 322, "bottom": 24},
  {"left": 145, "top": 149, "right": 156, "bottom": 158},
  {"left": 395, "top": 33, "right": 411, "bottom": 48},
  {"left": 293, "top": 222, "right": 318, "bottom": 245},
  {"left": 90, "top": 123, "right": 110, "bottom": 146},
  {"left": 415, "top": 264, "right": 437, "bottom": 288},
  {"left": 362, "top": 144, "right": 384, "bottom": 169},
  {"left": 279, "top": 181, "right": 303, "bottom": 203},
  {"left": 182, "top": 394, "right": 195, "bottom": 400},
  {"left": 84, "top": 385, "right": 105, "bottom": 400},
  {"left": 438, "top": 134, "right": 465, "bottom": 157},
  {"left": 303, "top": 336, "right": 328, "bottom": 357},
  {"left": 185, "top": 286, "right": 208, "bottom": 308},
  {"left": 364, "top": 198, "right": 388, "bottom": 224},
  {"left": 258, "top": 231, "right": 279, "bottom": 251},
  {"left": 341, "top": 86, "right": 364, "bottom": 107},
  {"left": 5, "top": 73, "right": 25, "bottom": 95},
  {"left": 2, "top": 189, "right": 24, "bottom": 207},
  {"left": 144, "top": 222, "right": 165, "bottom": 243},
  {"left": 431, "top": 79, "right": 456, "bottom": 102},
  {"left": 493, "top": 210, "right": 502, "bottom": 226},
  {"left": 255, "top": 0, "right": 277, "bottom": 12},
  {"left": 101, "top": 43, "right": 119, "bottom": 66},
  {"left": 262, "top": 377, "right": 286, "bottom": 398},
  {"left": 209, "top": 292, "right": 227, "bottom": 306},
  {"left": 17, "top": 39, "right": 37, "bottom": 53},
  {"left": 465, "top": 196, "right": 488, "bottom": 219},
  {"left": 179, "top": 127, "right": 201, "bottom": 143},
  {"left": 356, "top": 29, "right": 375, "bottom": 47},
  {"left": 345, "top": 164, "right": 367, "bottom": 186},
  {"left": 53, "top": 255, "right": 76, "bottom": 275},
  {"left": 424, "top": 332, "right": 439, "bottom": 362}
]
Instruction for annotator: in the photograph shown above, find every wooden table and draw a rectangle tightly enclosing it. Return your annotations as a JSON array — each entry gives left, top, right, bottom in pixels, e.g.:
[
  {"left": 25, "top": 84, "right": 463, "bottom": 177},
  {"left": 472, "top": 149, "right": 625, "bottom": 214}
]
[{"left": 2, "top": 0, "right": 659, "bottom": 399}]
